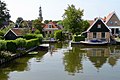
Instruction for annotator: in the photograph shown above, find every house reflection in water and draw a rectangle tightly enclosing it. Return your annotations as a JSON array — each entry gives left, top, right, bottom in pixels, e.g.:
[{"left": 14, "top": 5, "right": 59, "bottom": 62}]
[
  {"left": 84, "top": 46, "right": 120, "bottom": 69},
  {"left": 86, "top": 47, "right": 110, "bottom": 70}
]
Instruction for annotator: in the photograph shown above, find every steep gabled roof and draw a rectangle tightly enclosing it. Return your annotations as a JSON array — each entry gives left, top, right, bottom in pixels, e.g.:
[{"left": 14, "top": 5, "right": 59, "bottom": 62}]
[
  {"left": 88, "top": 20, "right": 94, "bottom": 26},
  {"left": 87, "top": 18, "right": 111, "bottom": 32},
  {"left": 4, "top": 28, "right": 29, "bottom": 37},
  {"left": 105, "top": 11, "right": 120, "bottom": 24},
  {"left": 44, "top": 22, "right": 58, "bottom": 28}
]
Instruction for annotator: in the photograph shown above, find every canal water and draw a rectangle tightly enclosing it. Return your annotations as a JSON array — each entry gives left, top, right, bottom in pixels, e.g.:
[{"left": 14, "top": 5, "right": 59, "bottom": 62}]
[{"left": 1, "top": 42, "right": 120, "bottom": 80}]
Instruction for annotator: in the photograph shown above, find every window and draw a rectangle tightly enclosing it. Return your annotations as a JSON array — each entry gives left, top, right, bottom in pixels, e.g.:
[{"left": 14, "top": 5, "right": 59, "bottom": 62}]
[
  {"left": 48, "top": 24, "right": 52, "bottom": 28},
  {"left": 102, "top": 32, "right": 105, "bottom": 38},
  {"left": 93, "top": 32, "right": 96, "bottom": 38},
  {"left": 115, "top": 21, "right": 118, "bottom": 24},
  {"left": 98, "top": 24, "right": 101, "bottom": 28}
]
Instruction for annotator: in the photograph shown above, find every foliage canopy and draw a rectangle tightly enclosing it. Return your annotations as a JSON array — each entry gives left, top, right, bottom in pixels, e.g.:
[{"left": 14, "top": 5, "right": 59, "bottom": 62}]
[
  {"left": 0, "top": 0, "right": 11, "bottom": 27},
  {"left": 63, "top": 4, "right": 89, "bottom": 35}
]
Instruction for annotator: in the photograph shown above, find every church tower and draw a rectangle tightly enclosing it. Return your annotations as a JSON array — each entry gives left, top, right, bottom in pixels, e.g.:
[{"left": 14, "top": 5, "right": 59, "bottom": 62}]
[{"left": 39, "top": 6, "right": 43, "bottom": 21}]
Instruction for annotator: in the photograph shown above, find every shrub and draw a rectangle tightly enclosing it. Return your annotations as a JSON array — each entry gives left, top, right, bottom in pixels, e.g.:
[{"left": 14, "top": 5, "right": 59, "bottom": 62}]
[
  {"left": 73, "top": 35, "right": 85, "bottom": 42},
  {"left": 0, "top": 36, "right": 4, "bottom": 40},
  {"left": 0, "top": 40, "right": 6, "bottom": 50},
  {"left": 23, "top": 34, "right": 37, "bottom": 40},
  {"left": 26, "top": 38, "right": 39, "bottom": 49},
  {"left": 0, "top": 30, "right": 4, "bottom": 36},
  {"left": 36, "top": 34, "right": 43, "bottom": 43},
  {"left": 15, "top": 38, "right": 26, "bottom": 48},
  {"left": 54, "top": 30, "right": 65, "bottom": 41},
  {"left": 6, "top": 40, "right": 17, "bottom": 52},
  {"left": 50, "top": 33, "right": 54, "bottom": 38},
  {"left": 23, "top": 33, "right": 43, "bottom": 41},
  {"left": 34, "top": 29, "right": 40, "bottom": 34}
]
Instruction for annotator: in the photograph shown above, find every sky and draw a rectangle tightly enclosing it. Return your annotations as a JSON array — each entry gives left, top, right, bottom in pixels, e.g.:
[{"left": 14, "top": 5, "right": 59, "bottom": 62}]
[{"left": 2, "top": 0, "right": 120, "bottom": 22}]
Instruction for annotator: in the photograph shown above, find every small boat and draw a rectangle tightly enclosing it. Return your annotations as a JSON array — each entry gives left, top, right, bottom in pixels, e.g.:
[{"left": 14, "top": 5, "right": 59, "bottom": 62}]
[
  {"left": 80, "top": 40, "right": 109, "bottom": 46},
  {"left": 28, "top": 52, "right": 38, "bottom": 55}
]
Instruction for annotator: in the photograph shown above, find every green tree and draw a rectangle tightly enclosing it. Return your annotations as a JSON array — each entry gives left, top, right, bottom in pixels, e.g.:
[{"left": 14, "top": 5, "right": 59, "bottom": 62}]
[
  {"left": 15, "top": 17, "right": 23, "bottom": 28},
  {"left": 82, "top": 20, "right": 90, "bottom": 31},
  {"left": 54, "top": 30, "right": 65, "bottom": 41},
  {"left": 0, "top": 0, "right": 11, "bottom": 27},
  {"left": 63, "top": 4, "right": 84, "bottom": 35},
  {"left": 57, "top": 20, "right": 63, "bottom": 25},
  {"left": 44, "top": 20, "right": 49, "bottom": 24},
  {"left": 32, "top": 19, "right": 43, "bottom": 34},
  {"left": 20, "top": 21, "right": 29, "bottom": 28}
]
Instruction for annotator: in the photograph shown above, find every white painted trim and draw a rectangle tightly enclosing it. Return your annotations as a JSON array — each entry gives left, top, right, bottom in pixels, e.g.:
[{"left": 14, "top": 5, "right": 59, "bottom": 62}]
[
  {"left": 108, "top": 26, "right": 120, "bottom": 28},
  {"left": 87, "top": 18, "right": 111, "bottom": 32},
  {"left": 4, "top": 29, "right": 18, "bottom": 37},
  {"left": 43, "top": 28, "right": 58, "bottom": 31}
]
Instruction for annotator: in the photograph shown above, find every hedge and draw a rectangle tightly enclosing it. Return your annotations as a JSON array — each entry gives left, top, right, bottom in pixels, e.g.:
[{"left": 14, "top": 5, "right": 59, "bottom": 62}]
[
  {"left": 23, "top": 34, "right": 37, "bottom": 40},
  {"left": 0, "top": 34, "right": 43, "bottom": 52},
  {"left": 0, "top": 40, "right": 6, "bottom": 50},
  {"left": 73, "top": 35, "right": 85, "bottom": 42},
  {"left": 23, "top": 33, "right": 43, "bottom": 40},
  {"left": 15, "top": 38, "right": 26, "bottom": 48},
  {"left": 6, "top": 40, "right": 17, "bottom": 52},
  {"left": 26, "top": 38, "right": 39, "bottom": 49}
]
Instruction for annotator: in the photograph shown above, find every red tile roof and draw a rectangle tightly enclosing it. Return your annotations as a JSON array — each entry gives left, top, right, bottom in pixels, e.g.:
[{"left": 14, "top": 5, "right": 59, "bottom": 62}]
[{"left": 43, "top": 22, "right": 58, "bottom": 28}]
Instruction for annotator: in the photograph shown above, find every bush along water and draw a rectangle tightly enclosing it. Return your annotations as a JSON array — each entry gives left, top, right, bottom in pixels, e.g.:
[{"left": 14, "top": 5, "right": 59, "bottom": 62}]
[
  {"left": 54, "top": 30, "right": 65, "bottom": 41},
  {"left": 73, "top": 35, "right": 85, "bottom": 42},
  {"left": 0, "top": 34, "right": 43, "bottom": 52},
  {"left": 0, "top": 34, "right": 43, "bottom": 64}
]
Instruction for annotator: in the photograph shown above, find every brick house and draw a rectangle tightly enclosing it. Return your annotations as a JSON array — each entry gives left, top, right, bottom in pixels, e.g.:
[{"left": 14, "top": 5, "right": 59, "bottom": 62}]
[{"left": 86, "top": 18, "right": 111, "bottom": 42}]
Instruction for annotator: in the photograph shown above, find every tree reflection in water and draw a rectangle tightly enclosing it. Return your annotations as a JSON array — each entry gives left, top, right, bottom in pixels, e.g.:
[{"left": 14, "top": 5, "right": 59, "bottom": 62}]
[
  {"left": 63, "top": 45, "right": 120, "bottom": 75},
  {"left": 0, "top": 50, "right": 46, "bottom": 80},
  {"left": 63, "top": 47, "right": 83, "bottom": 75}
]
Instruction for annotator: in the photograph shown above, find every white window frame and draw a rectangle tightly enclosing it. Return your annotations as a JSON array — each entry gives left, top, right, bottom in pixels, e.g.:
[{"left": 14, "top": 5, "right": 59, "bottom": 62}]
[{"left": 98, "top": 24, "right": 101, "bottom": 28}]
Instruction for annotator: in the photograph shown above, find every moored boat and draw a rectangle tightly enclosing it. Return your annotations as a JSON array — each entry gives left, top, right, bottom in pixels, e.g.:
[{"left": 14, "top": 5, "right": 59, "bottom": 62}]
[{"left": 80, "top": 40, "right": 109, "bottom": 46}]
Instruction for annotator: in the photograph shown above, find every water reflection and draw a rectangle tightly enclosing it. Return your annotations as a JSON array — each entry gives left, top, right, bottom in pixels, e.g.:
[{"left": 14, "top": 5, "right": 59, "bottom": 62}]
[
  {"left": 63, "top": 47, "right": 83, "bottom": 75},
  {"left": 1, "top": 43, "right": 120, "bottom": 80},
  {"left": 63, "top": 45, "right": 120, "bottom": 75},
  {"left": 49, "top": 42, "right": 69, "bottom": 56},
  {"left": 0, "top": 51, "right": 46, "bottom": 80},
  {"left": 86, "top": 47, "right": 110, "bottom": 69}
]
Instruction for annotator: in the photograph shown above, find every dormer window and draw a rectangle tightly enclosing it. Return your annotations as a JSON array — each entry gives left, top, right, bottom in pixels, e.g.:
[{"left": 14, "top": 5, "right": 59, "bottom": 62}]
[
  {"left": 98, "top": 24, "right": 101, "bottom": 28},
  {"left": 48, "top": 24, "right": 52, "bottom": 28}
]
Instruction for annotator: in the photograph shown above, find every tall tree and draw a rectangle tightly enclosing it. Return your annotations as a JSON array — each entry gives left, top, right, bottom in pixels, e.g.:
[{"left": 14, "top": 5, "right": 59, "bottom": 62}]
[
  {"left": 57, "top": 20, "right": 63, "bottom": 26},
  {"left": 82, "top": 20, "right": 90, "bottom": 31},
  {"left": 15, "top": 17, "right": 23, "bottom": 28},
  {"left": 32, "top": 19, "right": 43, "bottom": 34},
  {"left": 0, "top": 0, "right": 11, "bottom": 27},
  {"left": 63, "top": 4, "right": 84, "bottom": 35},
  {"left": 44, "top": 20, "right": 49, "bottom": 24}
]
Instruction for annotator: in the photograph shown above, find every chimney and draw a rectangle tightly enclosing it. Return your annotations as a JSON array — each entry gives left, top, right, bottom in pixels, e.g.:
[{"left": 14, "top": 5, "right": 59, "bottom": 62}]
[{"left": 103, "top": 16, "right": 106, "bottom": 22}]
